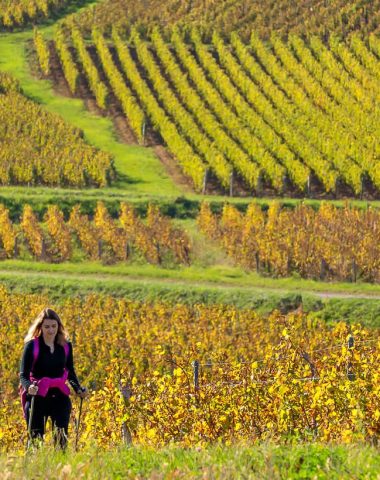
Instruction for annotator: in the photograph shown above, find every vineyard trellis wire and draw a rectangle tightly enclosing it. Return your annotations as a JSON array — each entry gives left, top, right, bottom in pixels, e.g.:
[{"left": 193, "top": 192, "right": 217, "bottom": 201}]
[
  {"left": 190, "top": 334, "right": 377, "bottom": 390},
  {"left": 115, "top": 334, "right": 378, "bottom": 446}
]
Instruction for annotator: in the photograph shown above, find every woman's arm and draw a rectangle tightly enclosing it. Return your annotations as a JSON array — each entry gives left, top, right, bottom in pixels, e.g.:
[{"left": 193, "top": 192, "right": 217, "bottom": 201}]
[
  {"left": 67, "top": 342, "right": 81, "bottom": 393},
  {"left": 19, "top": 341, "right": 34, "bottom": 390}
]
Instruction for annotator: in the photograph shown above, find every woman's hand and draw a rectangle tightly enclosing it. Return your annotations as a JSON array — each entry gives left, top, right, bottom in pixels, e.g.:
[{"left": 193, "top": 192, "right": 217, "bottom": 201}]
[
  {"left": 28, "top": 383, "right": 38, "bottom": 396},
  {"left": 77, "top": 387, "right": 88, "bottom": 399}
]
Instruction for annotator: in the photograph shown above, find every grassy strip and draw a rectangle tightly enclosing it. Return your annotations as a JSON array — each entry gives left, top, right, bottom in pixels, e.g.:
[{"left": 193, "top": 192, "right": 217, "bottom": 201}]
[
  {"left": 1, "top": 259, "right": 380, "bottom": 297},
  {"left": 0, "top": 271, "right": 379, "bottom": 327},
  {"left": 0, "top": 272, "right": 306, "bottom": 312},
  {"left": 2, "top": 443, "right": 380, "bottom": 479}
]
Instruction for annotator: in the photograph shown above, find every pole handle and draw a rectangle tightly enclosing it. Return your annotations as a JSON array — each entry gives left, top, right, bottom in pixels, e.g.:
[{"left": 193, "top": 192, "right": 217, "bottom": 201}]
[{"left": 27, "top": 383, "right": 38, "bottom": 440}]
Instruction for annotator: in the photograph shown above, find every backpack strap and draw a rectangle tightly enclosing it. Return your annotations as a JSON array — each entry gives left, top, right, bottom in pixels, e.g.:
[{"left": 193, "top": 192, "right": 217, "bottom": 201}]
[
  {"left": 31, "top": 337, "right": 40, "bottom": 372},
  {"left": 64, "top": 342, "right": 69, "bottom": 362}
]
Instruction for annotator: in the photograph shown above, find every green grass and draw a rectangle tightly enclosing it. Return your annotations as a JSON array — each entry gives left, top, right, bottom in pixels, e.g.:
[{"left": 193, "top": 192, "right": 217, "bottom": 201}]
[
  {"left": 0, "top": 270, "right": 309, "bottom": 309},
  {"left": 1, "top": 259, "right": 380, "bottom": 297},
  {"left": 2, "top": 443, "right": 380, "bottom": 479}
]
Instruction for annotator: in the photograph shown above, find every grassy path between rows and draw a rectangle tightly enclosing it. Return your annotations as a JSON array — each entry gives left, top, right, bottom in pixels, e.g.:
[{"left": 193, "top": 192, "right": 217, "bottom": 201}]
[
  {"left": 1, "top": 263, "right": 380, "bottom": 327},
  {"left": 1, "top": 260, "right": 380, "bottom": 298}
]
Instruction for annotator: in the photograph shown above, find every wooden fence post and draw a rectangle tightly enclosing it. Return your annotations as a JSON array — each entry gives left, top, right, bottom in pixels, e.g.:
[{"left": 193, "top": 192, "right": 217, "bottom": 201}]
[
  {"left": 192, "top": 360, "right": 199, "bottom": 392},
  {"left": 119, "top": 383, "right": 133, "bottom": 445},
  {"left": 301, "top": 352, "right": 318, "bottom": 379},
  {"left": 229, "top": 171, "right": 234, "bottom": 197},
  {"left": 347, "top": 334, "right": 355, "bottom": 381}
]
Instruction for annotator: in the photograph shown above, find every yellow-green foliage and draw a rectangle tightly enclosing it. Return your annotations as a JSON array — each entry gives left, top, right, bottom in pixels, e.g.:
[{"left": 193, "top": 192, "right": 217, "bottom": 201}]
[
  {"left": 52, "top": 29, "right": 380, "bottom": 195},
  {"left": 0, "top": 0, "right": 68, "bottom": 29},
  {"left": 0, "top": 202, "right": 191, "bottom": 265},
  {"left": 66, "top": 0, "right": 380, "bottom": 40},
  {"left": 33, "top": 28, "right": 50, "bottom": 76},
  {"left": 112, "top": 29, "right": 207, "bottom": 190},
  {"left": 92, "top": 28, "right": 146, "bottom": 143},
  {"left": 70, "top": 25, "right": 108, "bottom": 110},
  {"left": 0, "top": 74, "right": 114, "bottom": 187},
  {"left": 54, "top": 27, "right": 79, "bottom": 94}
]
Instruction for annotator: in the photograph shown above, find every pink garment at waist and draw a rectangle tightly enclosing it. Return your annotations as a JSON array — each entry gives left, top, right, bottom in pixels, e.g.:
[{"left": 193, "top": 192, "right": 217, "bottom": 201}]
[{"left": 31, "top": 369, "right": 70, "bottom": 397}]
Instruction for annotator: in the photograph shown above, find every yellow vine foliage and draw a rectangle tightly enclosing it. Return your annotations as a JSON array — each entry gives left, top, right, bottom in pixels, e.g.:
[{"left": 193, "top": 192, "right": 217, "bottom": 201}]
[
  {"left": 1, "top": 287, "right": 379, "bottom": 451},
  {"left": 0, "top": 202, "right": 190, "bottom": 265},
  {"left": 69, "top": 205, "right": 101, "bottom": 260},
  {"left": 20, "top": 205, "right": 45, "bottom": 259},
  {"left": 198, "top": 201, "right": 380, "bottom": 282},
  {"left": 0, "top": 72, "right": 114, "bottom": 188},
  {"left": 48, "top": 27, "right": 380, "bottom": 193},
  {"left": 44, "top": 205, "right": 72, "bottom": 261},
  {"left": 33, "top": 28, "right": 50, "bottom": 76},
  {"left": 67, "top": 0, "right": 380, "bottom": 41},
  {"left": 0, "top": 204, "right": 17, "bottom": 258},
  {"left": 0, "top": 0, "right": 69, "bottom": 28},
  {"left": 94, "top": 201, "right": 127, "bottom": 261},
  {"left": 146, "top": 204, "right": 191, "bottom": 265}
]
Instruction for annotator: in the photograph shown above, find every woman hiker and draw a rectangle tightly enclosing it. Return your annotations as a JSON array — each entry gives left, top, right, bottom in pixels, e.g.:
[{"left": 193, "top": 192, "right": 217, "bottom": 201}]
[{"left": 19, "top": 308, "right": 88, "bottom": 449}]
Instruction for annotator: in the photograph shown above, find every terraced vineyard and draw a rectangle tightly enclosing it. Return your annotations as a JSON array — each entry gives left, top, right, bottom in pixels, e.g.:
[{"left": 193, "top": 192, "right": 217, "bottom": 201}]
[
  {"left": 1, "top": 0, "right": 380, "bottom": 474},
  {"left": 68, "top": 0, "right": 380, "bottom": 40},
  {"left": 0, "top": 0, "right": 69, "bottom": 28},
  {"left": 44, "top": 27, "right": 380, "bottom": 197},
  {"left": 0, "top": 71, "right": 114, "bottom": 187},
  {"left": 198, "top": 202, "right": 380, "bottom": 282}
]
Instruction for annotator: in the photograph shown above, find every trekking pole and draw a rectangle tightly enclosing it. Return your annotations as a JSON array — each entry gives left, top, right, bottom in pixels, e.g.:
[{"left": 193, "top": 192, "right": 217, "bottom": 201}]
[
  {"left": 74, "top": 388, "right": 85, "bottom": 452},
  {"left": 27, "top": 381, "right": 38, "bottom": 448}
]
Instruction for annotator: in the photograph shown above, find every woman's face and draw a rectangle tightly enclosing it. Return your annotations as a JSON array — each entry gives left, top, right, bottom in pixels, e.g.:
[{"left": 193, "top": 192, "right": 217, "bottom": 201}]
[{"left": 41, "top": 319, "right": 58, "bottom": 341}]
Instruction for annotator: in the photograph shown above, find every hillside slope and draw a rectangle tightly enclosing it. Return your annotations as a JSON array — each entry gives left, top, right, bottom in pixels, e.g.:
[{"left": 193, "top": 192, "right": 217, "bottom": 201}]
[{"left": 70, "top": 0, "right": 380, "bottom": 39}]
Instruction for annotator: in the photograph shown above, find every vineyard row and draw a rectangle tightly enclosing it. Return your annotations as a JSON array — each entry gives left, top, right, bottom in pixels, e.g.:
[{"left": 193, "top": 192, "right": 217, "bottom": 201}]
[
  {"left": 0, "top": 72, "right": 114, "bottom": 187},
  {"left": 67, "top": 0, "right": 380, "bottom": 41},
  {"left": 0, "top": 202, "right": 191, "bottom": 265},
  {"left": 0, "top": 0, "right": 69, "bottom": 28},
  {"left": 198, "top": 202, "right": 380, "bottom": 283}
]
